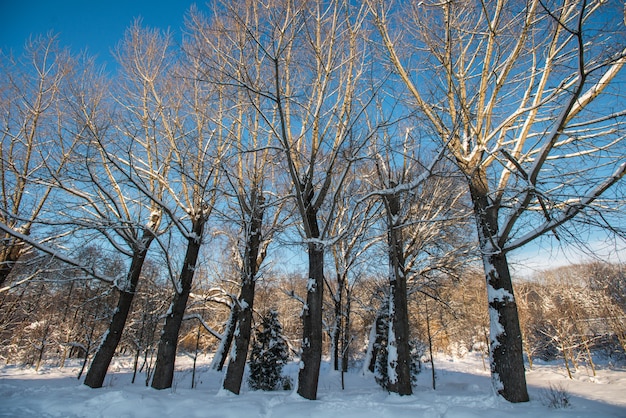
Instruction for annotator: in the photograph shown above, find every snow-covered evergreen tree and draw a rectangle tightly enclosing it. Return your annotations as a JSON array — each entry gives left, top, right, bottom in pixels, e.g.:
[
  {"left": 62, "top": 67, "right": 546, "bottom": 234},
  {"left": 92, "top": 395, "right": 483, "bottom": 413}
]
[{"left": 248, "top": 309, "right": 291, "bottom": 391}]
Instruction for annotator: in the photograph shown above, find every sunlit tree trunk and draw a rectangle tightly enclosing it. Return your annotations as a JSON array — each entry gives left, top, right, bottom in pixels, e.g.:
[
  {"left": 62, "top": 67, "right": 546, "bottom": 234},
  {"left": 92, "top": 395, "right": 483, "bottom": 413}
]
[
  {"left": 223, "top": 193, "right": 265, "bottom": 394},
  {"left": 468, "top": 169, "right": 528, "bottom": 401},
  {"left": 84, "top": 213, "right": 160, "bottom": 388},
  {"left": 297, "top": 202, "right": 325, "bottom": 400},
  {"left": 151, "top": 217, "right": 205, "bottom": 390}
]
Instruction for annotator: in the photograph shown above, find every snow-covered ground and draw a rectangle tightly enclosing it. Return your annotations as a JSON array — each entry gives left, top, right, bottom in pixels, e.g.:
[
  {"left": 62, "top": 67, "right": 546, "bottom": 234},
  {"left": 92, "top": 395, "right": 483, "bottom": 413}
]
[{"left": 1, "top": 353, "right": 624, "bottom": 417}]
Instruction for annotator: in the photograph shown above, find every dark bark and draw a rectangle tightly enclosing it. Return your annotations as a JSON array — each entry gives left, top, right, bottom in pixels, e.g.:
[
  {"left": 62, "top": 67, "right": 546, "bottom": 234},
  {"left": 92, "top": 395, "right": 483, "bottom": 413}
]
[
  {"left": 212, "top": 306, "right": 238, "bottom": 371},
  {"left": 383, "top": 190, "right": 412, "bottom": 396},
  {"left": 151, "top": 217, "right": 205, "bottom": 390},
  {"left": 0, "top": 229, "right": 28, "bottom": 287},
  {"left": 222, "top": 281, "right": 255, "bottom": 394},
  {"left": 368, "top": 306, "right": 387, "bottom": 373},
  {"left": 297, "top": 205, "right": 324, "bottom": 400},
  {"left": 84, "top": 224, "right": 156, "bottom": 388},
  {"left": 468, "top": 169, "right": 529, "bottom": 403},
  {"left": 223, "top": 195, "right": 264, "bottom": 394}
]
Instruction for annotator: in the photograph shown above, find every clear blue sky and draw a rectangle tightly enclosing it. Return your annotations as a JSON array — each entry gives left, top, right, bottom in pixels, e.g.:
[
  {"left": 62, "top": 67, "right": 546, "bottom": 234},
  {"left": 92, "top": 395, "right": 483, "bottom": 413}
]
[{"left": 1, "top": 0, "right": 199, "bottom": 66}]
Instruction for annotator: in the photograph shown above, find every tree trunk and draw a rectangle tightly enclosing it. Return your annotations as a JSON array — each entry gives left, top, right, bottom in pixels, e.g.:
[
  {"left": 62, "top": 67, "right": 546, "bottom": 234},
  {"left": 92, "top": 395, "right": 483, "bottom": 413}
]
[
  {"left": 366, "top": 306, "right": 387, "bottom": 374},
  {"left": 341, "top": 285, "right": 351, "bottom": 373},
  {"left": 332, "top": 278, "right": 343, "bottom": 371},
  {"left": 0, "top": 229, "right": 28, "bottom": 287},
  {"left": 222, "top": 281, "right": 255, "bottom": 394},
  {"left": 223, "top": 195, "right": 264, "bottom": 394},
  {"left": 297, "top": 206, "right": 324, "bottom": 400},
  {"left": 84, "top": 223, "right": 156, "bottom": 389},
  {"left": 385, "top": 191, "right": 412, "bottom": 396},
  {"left": 151, "top": 217, "right": 205, "bottom": 390},
  {"left": 211, "top": 306, "right": 238, "bottom": 371},
  {"left": 469, "top": 170, "right": 529, "bottom": 403}
]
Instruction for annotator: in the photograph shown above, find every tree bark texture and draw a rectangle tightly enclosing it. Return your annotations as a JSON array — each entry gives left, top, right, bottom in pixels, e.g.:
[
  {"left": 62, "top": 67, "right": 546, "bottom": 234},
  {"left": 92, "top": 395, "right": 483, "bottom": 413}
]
[
  {"left": 469, "top": 169, "right": 529, "bottom": 403},
  {"left": 84, "top": 219, "right": 158, "bottom": 388},
  {"left": 151, "top": 217, "right": 205, "bottom": 390},
  {"left": 212, "top": 306, "right": 238, "bottom": 371},
  {"left": 297, "top": 207, "right": 324, "bottom": 400},
  {"left": 223, "top": 197, "right": 264, "bottom": 394},
  {"left": 384, "top": 191, "right": 412, "bottom": 396}
]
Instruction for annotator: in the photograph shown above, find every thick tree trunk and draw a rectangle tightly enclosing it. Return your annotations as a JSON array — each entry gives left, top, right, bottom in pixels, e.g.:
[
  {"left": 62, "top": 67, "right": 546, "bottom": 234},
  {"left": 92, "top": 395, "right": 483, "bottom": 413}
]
[
  {"left": 469, "top": 170, "right": 529, "bottom": 403},
  {"left": 297, "top": 207, "right": 324, "bottom": 400},
  {"left": 385, "top": 191, "right": 412, "bottom": 396},
  {"left": 84, "top": 221, "right": 157, "bottom": 388},
  {"left": 151, "top": 218, "right": 205, "bottom": 390},
  {"left": 223, "top": 196, "right": 264, "bottom": 394}
]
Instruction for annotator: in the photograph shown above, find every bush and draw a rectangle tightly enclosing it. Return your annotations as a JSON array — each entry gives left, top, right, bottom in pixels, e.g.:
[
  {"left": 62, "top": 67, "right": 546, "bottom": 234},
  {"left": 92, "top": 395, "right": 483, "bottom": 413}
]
[{"left": 540, "top": 382, "right": 571, "bottom": 409}]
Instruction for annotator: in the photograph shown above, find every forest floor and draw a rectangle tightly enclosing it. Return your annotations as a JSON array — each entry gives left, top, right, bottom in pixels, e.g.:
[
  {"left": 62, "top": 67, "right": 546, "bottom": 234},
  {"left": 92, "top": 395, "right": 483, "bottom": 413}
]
[{"left": 1, "top": 352, "right": 625, "bottom": 417}]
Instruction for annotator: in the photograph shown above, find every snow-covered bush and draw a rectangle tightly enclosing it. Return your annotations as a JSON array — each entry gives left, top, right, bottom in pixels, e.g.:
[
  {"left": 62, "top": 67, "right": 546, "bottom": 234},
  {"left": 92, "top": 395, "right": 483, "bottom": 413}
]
[{"left": 247, "top": 309, "right": 291, "bottom": 391}]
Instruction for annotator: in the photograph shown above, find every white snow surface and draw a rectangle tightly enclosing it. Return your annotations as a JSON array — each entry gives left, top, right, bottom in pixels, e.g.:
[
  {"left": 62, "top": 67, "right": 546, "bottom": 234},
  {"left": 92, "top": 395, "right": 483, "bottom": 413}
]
[{"left": 1, "top": 353, "right": 625, "bottom": 417}]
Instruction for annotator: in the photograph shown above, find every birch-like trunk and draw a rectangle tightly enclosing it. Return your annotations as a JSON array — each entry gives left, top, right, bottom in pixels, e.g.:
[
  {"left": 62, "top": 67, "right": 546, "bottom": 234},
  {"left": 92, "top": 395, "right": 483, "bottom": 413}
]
[
  {"left": 151, "top": 217, "right": 205, "bottom": 390},
  {"left": 469, "top": 170, "right": 529, "bottom": 403}
]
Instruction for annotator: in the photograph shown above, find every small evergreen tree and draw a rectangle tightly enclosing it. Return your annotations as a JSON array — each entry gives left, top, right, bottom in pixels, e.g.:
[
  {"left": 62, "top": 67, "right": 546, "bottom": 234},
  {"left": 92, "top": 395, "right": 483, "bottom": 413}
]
[{"left": 248, "top": 309, "right": 291, "bottom": 391}]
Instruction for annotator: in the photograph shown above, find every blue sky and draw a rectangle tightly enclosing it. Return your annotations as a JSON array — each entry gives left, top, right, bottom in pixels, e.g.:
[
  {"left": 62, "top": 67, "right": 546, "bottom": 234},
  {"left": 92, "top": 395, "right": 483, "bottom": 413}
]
[
  {"left": 1, "top": 0, "right": 199, "bottom": 66},
  {"left": 2, "top": 0, "right": 624, "bottom": 276}
]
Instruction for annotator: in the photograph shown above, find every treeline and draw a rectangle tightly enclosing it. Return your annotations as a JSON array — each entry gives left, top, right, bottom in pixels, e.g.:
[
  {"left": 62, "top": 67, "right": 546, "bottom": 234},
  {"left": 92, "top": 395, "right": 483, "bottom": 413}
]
[
  {"left": 2, "top": 258, "right": 624, "bottom": 383},
  {"left": 1, "top": 0, "right": 625, "bottom": 403}
]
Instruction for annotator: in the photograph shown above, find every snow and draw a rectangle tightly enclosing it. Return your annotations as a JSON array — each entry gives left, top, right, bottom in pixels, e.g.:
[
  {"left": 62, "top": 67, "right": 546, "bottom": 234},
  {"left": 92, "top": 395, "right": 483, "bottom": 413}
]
[
  {"left": 2, "top": 353, "right": 625, "bottom": 418},
  {"left": 487, "top": 284, "right": 513, "bottom": 303}
]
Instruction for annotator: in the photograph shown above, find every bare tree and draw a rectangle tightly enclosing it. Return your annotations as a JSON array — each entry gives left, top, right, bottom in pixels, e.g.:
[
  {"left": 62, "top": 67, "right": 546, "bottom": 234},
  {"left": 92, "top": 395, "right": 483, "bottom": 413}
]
[
  {"left": 206, "top": 0, "right": 380, "bottom": 399},
  {"left": 370, "top": 0, "right": 626, "bottom": 402},
  {"left": 0, "top": 34, "right": 79, "bottom": 287},
  {"left": 67, "top": 23, "right": 172, "bottom": 389},
  {"left": 325, "top": 179, "right": 380, "bottom": 374},
  {"left": 362, "top": 125, "right": 471, "bottom": 395},
  {"left": 147, "top": 23, "right": 231, "bottom": 390}
]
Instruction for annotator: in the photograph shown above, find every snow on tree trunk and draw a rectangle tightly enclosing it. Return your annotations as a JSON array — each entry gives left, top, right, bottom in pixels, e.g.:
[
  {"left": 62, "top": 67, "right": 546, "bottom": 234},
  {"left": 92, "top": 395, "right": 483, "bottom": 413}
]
[
  {"left": 384, "top": 190, "right": 412, "bottom": 396},
  {"left": 85, "top": 214, "right": 159, "bottom": 389},
  {"left": 211, "top": 306, "right": 238, "bottom": 371},
  {"left": 362, "top": 316, "right": 377, "bottom": 375},
  {"left": 223, "top": 192, "right": 264, "bottom": 394},
  {"left": 469, "top": 172, "right": 529, "bottom": 403},
  {"left": 297, "top": 236, "right": 324, "bottom": 400},
  {"left": 222, "top": 295, "right": 253, "bottom": 394},
  {"left": 151, "top": 217, "right": 204, "bottom": 390}
]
